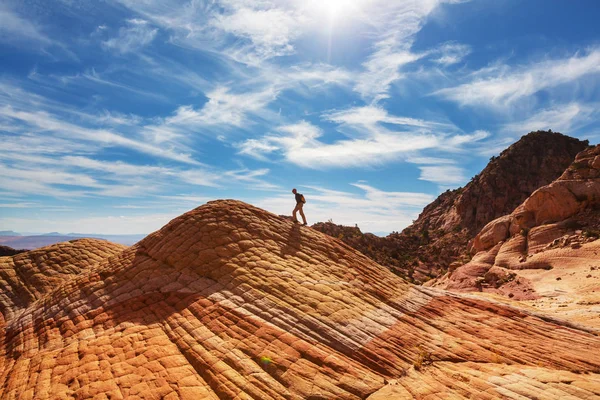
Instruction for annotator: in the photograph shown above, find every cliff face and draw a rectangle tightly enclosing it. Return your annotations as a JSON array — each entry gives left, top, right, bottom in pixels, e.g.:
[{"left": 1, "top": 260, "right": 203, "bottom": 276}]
[
  {"left": 2, "top": 200, "right": 600, "bottom": 399},
  {"left": 429, "top": 145, "right": 600, "bottom": 327},
  {"left": 314, "top": 131, "right": 589, "bottom": 282},
  {"left": 419, "top": 130, "right": 589, "bottom": 235}
]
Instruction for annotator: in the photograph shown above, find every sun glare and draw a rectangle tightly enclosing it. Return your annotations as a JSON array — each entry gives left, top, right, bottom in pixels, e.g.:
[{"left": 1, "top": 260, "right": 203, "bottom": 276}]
[
  {"left": 308, "top": 0, "right": 367, "bottom": 21},
  {"left": 325, "top": 0, "right": 345, "bottom": 17}
]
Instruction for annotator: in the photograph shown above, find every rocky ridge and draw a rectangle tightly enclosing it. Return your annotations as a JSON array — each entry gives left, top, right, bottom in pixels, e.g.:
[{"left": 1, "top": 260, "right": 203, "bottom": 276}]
[
  {"left": 313, "top": 131, "right": 589, "bottom": 282},
  {"left": 2, "top": 200, "right": 600, "bottom": 399},
  {"left": 429, "top": 145, "right": 600, "bottom": 328},
  {"left": 0, "top": 246, "right": 28, "bottom": 257}
]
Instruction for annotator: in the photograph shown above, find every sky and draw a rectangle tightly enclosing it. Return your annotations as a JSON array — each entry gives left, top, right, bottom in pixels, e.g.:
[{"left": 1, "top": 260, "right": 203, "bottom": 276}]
[{"left": 1, "top": 0, "right": 600, "bottom": 236}]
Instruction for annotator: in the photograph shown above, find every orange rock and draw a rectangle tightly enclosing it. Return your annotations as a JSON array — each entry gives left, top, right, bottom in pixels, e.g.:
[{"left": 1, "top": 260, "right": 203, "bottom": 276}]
[{"left": 2, "top": 201, "right": 600, "bottom": 399}]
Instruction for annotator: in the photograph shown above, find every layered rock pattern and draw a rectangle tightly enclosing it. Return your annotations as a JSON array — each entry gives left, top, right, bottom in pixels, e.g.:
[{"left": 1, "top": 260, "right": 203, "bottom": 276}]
[
  {"left": 0, "top": 239, "right": 126, "bottom": 321},
  {"left": 430, "top": 146, "right": 600, "bottom": 328},
  {"left": 2, "top": 201, "right": 600, "bottom": 399}
]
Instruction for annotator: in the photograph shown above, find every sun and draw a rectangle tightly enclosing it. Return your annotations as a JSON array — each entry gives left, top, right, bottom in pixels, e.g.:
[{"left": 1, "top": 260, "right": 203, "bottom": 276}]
[
  {"left": 307, "top": 0, "right": 367, "bottom": 21},
  {"left": 324, "top": 0, "right": 345, "bottom": 17}
]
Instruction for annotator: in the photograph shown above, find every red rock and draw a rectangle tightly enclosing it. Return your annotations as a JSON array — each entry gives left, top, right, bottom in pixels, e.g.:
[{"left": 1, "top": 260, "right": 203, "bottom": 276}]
[{"left": 432, "top": 146, "right": 600, "bottom": 327}]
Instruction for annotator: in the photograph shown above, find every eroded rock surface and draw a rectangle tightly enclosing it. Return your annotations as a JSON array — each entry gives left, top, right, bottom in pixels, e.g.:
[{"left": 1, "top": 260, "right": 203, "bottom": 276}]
[
  {"left": 430, "top": 146, "right": 600, "bottom": 328},
  {"left": 314, "top": 131, "right": 588, "bottom": 282},
  {"left": 2, "top": 201, "right": 600, "bottom": 399}
]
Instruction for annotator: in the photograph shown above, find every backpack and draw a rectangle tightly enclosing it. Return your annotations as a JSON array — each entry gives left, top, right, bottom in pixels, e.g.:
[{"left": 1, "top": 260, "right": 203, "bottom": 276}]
[{"left": 300, "top": 194, "right": 306, "bottom": 204}]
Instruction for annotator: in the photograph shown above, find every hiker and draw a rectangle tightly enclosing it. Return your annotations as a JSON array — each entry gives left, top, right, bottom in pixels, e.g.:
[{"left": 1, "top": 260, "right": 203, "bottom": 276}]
[{"left": 292, "top": 188, "right": 307, "bottom": 225}]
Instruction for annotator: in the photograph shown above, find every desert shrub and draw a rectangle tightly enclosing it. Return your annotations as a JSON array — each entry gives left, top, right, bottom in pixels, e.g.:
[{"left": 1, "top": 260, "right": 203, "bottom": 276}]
[{"left": 413, "top": 346, "right": 432, "bottom": 370}]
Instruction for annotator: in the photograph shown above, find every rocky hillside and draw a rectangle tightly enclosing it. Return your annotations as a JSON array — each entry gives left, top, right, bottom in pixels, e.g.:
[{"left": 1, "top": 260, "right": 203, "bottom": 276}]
[
  {"left": 2, "top": 200, "right": 600, "bottom": 399},
  {"left": 429, "top": 145, "right": 600, "bottom": 327},
  {"left": 0, "top": 245, "right": 28, "bottom": 257},
  {"left": 314, "top": 131, "right": 589, "bottom": 282}
]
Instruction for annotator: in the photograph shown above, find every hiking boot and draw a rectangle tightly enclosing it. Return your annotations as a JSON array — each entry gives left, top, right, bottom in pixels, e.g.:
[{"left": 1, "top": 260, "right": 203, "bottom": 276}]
[{"left": 302, "top": 222, "right": 307, "bottom": 226}]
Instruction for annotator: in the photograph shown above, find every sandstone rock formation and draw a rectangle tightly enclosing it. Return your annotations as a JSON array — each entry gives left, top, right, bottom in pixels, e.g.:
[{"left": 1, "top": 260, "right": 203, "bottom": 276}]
[
  {"left": 430, "top": 145, "right": 600, "bottom": 328},
  {"left": 314, "top": 131, "right": 589, "bottom": 282},
  {"left": 2, "top": 200, "right": 600, "bottom": 399},
  {"left": 0, "top": 239, "right": 127, "bottom": 322}
]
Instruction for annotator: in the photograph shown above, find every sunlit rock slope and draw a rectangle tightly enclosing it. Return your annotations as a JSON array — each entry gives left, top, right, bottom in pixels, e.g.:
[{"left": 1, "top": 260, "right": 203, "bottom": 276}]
[
  {"left": 1, "top": 201, "right": 600, "bottom": 399},
  {"left": 429, "top": 145, "right": 600, "bottom": 329}
]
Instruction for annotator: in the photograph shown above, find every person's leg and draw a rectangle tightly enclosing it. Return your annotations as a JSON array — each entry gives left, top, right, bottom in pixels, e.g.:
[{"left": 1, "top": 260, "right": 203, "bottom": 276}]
[
  {"left": 292, "top": 204, "right": 300, "bottom": 222},
  {"left": 298, "top": 204, "right": 307, "bottom": 225}
]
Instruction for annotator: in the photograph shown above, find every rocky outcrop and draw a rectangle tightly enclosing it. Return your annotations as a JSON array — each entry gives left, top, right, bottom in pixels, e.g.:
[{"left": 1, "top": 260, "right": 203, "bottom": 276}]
[
  {"left": 314, "top": 131, "right": 589, "bottom": 281},
  {"left": 472, "top": 145, "right": 600, "bottom": 253},
  {"left": 0, "top": 246, "right": 28, "bottom": 257},
  {"left": 0, "top": 239, "right": 127, "bottom": 321},
  {"left": 421, "top": 131, "right": 589, "bottom": 234},
  {"left": 2, "top": 200, "right": 600, "bottom": 399},
  {"left": 430, "top": 146, "right": 600, "bottom": 327}
]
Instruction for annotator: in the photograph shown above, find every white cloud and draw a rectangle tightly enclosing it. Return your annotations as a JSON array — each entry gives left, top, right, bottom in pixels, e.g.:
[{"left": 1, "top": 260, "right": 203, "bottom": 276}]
[
  {"left": 325, "top": 105, "right": 450, "bottom": 129},
  {"left": 432, "top": 42, "right": 471, "bottom": 65},
  {"left": 212, "top": 5, "right": 304, "bottom": 64},
  {"left": 0, "top": 5, "right": 52, "bottom": 45},
  {"left": 173, "top": 86, "right": 277, "bottom": 127},
  {"left": 142, "top": 85, "right": 278, "bottom": 144},
  {"left": 355, "top": 46, "right": 423, "bottom": 102},
  {"left": 237, "top": 139, "right": 280, "bottom": 160},
  {"left": 406, "top": 156, "right": 456, "bottom": 165},
  {"left": 445, "top": 129, "right": 490, "bottom": 149},
  {"left": 0, "top": 106, "right": 198, "bottom": 165},
  {"left": 102, "top": 19, "right": 158, "bottom": 54},
  {"left": 502, "top": 103, "right": 598, "bottom": 134},
  {"left": 285, "top": 63, "right": 354, "bottom": 87},
  {"left": 0, "top": 202, "right": 37, "bottom": 208},
  {"left": 223, "top": 168, "right": 280, "bottom": 190},
  {"left": 436, "top": 48, "right": 600, "bottom": 108},
  {"left": 418, "top": 165, "right": 466, "bottom": 185},
  {"left": 238, "top": 120, "right": 440, "bottom": 168},
  {"left": 112, "top": 0, "right": 306, "bottom": 65},
  {"left": 0, "top": 4, "right": 75, "bottom": 59},
  {"left": 352, "top": 0, "right": 454, "bottom": 101}
]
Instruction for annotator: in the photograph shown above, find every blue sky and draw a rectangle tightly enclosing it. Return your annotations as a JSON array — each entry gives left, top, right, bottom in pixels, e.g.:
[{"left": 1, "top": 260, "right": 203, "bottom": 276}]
[{"left": 1, "top": 0, "right": 600, "bottom": 235}]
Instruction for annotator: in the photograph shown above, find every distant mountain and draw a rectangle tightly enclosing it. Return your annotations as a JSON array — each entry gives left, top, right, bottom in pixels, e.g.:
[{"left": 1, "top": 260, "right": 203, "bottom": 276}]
[
  {"left": 0, "top": 231, "right": 21, "bottom": 236},
  {"left": 313, "top": 130, "right": 590, "bottom": 282}
]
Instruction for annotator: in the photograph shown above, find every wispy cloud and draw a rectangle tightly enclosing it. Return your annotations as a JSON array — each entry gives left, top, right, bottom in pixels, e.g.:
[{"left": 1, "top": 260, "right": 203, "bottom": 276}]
[
  {"left": 0, "top": 5, "right": 53, "bottom": 45},
  {"left": 325, "top": 105, "right": 451, "bottom": 130},
  {"left": 0, "top": 4, "right": 76, "bottom": 59},
  {"left": 432, "top": 42, "right": 471, "bottom": 65},
  {"left": 112, "top": 0, "right": 306, "bottom": 65},
  {"left": 352, "top": 0, "right": 456, "bottom": 101},
  {"left": 102, "top": 19, "right": 158, "bottom": 54},
  {"left": 238, "top": 120, "right": 440, "bottom": 168},
  {"left": 0, "top": 202, "right": 38, "bottom": 208},
  {"left": 502, "top": 102, "right": 598, "bottom": 134},
  {"left": 436, "top": 48, "right": 600, "bottom": 108},
  {"left": 212, "top": 4, "right": 304, "bottom": 64},
  {"left": 0, "top": 106, "right": 198, "bottom": 165},
  {"left": 418, "top": 165, "right": 466, "bottom": 185}
]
